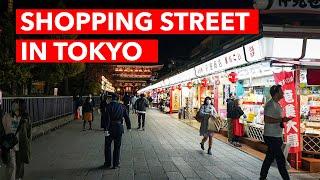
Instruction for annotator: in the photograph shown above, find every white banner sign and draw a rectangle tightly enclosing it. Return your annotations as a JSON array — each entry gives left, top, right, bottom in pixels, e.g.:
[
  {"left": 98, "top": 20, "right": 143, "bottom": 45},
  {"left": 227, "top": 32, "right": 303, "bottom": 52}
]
[
  {"left": 244, "top": 39, "right": 264, "bottom": 62},
  {"left": 195, "top": 47, "right": 247, "bottom": 77}
]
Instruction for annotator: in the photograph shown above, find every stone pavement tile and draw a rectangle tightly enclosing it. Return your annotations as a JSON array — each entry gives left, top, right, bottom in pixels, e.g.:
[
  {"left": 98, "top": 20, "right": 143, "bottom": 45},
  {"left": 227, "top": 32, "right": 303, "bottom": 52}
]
[
  {"left": 171, "top": 156, "right": 189, "bottom": 166},
  {"left": 146, "top": 158, "right": 162, "bottom": 167},
  {"left": 134, "top": 172, "right": 152, "bottom": 180},
  {"left": 194, "top": 169, "right": 218, "bottom": 180},
  {"left": 175, "top": 164, "right": 200, "bottom": 178},
  {"left": 161, "top": 161, "right": 179, "bottom": 172},
  {"left": 232, "top": 165, "right": 260, "bottom": 180},
  {"left": 166, "top": 172, "right": 185, "bottom": 180},
  {"left": 118, "top": 168, "right": 134, "bottom": 180},
  {"left": 187, "top": 161, "right": 206, "bottom": 171},
  {"left": 134, "top": 165, "right": 149, "bottom": 173},
  {"left": 205, "top": 166, "right": 232, "bottom": 179},
  {"left": 23, "top": 110, "right": 320, "bottom": 180},
  {"left": 149, "top": 165, "right": 166, "bottom": 176}
]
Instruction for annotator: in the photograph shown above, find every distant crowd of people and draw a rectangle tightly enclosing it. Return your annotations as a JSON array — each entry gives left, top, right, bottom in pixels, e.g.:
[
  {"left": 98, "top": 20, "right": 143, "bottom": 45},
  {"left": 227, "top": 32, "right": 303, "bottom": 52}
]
[{"left": 73, "top": 92, "right": 150, "bottom": 169}]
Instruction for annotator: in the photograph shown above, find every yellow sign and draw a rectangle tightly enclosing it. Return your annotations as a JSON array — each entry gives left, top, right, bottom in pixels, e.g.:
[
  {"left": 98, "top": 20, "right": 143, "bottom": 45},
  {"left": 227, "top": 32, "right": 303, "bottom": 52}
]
[{"left": 172, "top": 89, "right": 181, "bottom": 111}]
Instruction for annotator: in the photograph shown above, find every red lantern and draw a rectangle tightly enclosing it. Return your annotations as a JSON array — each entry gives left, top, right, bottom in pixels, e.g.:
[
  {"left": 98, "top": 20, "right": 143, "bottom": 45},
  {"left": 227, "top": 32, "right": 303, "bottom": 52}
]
[
  {"left": 177, "top": 84, "right": 182, "bottom": 90},
  {"left": 201, "top": 78, "right": 208, "bottom": 87},
  {"left": 187, "top": 82, "right": 193, "bottom": 89},
  {"left": 228, "top": 72, "right": 238, "bottom": 83}
]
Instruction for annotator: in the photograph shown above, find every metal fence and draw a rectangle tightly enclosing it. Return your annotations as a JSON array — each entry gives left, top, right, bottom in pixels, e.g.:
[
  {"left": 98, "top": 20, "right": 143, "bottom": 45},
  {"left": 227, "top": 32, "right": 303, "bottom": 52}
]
[{"left": 1, "top": 96, "right": 101, "bottom": 126}]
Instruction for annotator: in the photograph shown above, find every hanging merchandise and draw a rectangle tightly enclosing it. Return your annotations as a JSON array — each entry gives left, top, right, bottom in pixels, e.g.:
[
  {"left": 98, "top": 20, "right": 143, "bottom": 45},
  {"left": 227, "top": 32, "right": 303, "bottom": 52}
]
[
  {"left": 187, "top": 81, "right": 193, "bottom": 89},
  {"left": 177, "top": 84, "right": 182, "bottom": 90},
  {"left": 201, "top": 78, "right": 208, "bottom": 87},
  {"left": 228, "top": 72, "right": 238, "bottom": 83},
  {"left": 171, "top": 86, "right": 175, "bottom": 91}
]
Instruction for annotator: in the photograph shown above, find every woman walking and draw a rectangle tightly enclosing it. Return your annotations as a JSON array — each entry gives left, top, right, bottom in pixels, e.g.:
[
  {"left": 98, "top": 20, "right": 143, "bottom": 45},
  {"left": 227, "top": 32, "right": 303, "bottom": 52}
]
[
  {"left": 1, "top": 99, "right": 32, "bottom": 180},
  {"left": 199, "top": 97, "right": 217, "bottom": 155},
  {"left": 82, "top": 97, "right": 93, "bottom": 130},
  {"left": 231, "top": 99, "right": 246, "bottom": 147}
]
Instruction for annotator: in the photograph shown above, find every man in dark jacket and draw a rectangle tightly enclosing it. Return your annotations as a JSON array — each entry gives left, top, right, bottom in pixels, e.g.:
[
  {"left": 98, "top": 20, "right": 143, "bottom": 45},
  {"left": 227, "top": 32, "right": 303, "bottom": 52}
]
[
  {"left": 134, "top": 94, "right": 149, "bottom": 131},
  {"left": 226, "top": 94, "right": 235, "bottom": 143},
  {"left": 122, "top": 93, "right": 131, "bottom": 113},
  {"left": 103, "top": 93, "right": 131, "bottom": 169}
]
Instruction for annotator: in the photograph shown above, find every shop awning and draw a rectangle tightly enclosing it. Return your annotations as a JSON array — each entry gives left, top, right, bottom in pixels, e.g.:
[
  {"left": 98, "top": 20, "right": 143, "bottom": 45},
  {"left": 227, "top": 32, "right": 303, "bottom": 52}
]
[{"left": 139, "top": 34, "right": 320, "bottom": 93}]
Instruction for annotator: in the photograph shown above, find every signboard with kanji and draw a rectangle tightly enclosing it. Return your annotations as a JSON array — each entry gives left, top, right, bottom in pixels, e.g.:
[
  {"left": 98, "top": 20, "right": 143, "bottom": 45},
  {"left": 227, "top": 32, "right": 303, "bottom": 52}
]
[{"left": 274, "top": 71, "right": 301, "bottom": 154}]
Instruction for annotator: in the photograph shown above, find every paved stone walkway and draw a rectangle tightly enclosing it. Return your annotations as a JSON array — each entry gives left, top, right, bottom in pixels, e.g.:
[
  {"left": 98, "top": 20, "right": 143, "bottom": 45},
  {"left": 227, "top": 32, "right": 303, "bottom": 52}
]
[{"left": 25, "top": 109, "right": 319, "bottom": 180}]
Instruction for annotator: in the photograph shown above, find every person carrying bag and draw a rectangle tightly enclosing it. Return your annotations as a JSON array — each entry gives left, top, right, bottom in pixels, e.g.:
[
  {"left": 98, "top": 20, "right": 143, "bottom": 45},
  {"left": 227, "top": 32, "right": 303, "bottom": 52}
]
[
  {"left": 199, "top": 97, "right": 217, "bottom": 155},
  {"left": 0, "top": 99, "right": 32, "bottom": 180}
]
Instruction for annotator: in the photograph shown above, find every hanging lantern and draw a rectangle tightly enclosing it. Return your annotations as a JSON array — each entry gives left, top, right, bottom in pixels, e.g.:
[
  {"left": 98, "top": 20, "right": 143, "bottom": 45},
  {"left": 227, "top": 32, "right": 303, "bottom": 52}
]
[
  {"left": 201, "top": 78, "right": 208, "bottom": 87},
  {"left": 187, "top": 82, "right": 193, "bottom": 89},
  {"left": 228, "top": 72, "right": 238, "bottom": 83},
  {"left": 177, "top": 84, "right": 182, "bottom": 90}
]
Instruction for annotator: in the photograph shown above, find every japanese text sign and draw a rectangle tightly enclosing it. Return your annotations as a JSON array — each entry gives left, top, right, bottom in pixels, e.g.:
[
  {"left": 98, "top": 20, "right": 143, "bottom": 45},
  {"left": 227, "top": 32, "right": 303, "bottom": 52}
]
[{"left": 274, "top": 71, "right": 301, "bottom": 153}]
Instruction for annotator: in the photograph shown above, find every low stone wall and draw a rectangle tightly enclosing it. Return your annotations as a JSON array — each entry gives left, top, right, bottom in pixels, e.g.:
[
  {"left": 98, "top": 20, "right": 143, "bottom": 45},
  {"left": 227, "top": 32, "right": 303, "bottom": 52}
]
[{"left": 31, "top": 115, "right": 74, "bottom": 140}]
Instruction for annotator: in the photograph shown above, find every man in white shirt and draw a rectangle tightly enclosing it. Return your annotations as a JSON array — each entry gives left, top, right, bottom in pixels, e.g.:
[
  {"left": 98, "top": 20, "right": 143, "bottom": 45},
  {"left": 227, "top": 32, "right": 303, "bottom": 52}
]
[{"left": 260, "top": 85, "right": 291, "bottom": 180}]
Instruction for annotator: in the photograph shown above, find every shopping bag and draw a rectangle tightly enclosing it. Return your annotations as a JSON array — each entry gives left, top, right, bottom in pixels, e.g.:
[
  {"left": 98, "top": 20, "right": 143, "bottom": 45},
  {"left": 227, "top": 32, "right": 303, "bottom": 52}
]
[
  {"left": 207, "top": 117, "right": 218, "bottom": 132},
  {"left": 195, "top": 110, "right": 202, "bottom": 122}
]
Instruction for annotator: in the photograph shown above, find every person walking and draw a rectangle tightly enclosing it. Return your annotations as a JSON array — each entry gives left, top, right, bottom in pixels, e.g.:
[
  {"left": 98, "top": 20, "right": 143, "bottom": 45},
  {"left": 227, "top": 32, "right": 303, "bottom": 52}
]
[
  {"left": 82, "top": 97, "right": 93, "bottom": 130},
  {"left": 130, "top": 95, "right": 138, "bottom": 114},
  {"left": 260, "top": 85, "right": 291, "bottom": 180},
  {"left": 100, "top": 95, "right": 108, "bottom": 130},
  {"left": 231, "top": 99, "right": 246, "bottom": 147},
  {"left": 134, "top": 94, "right": 149, "bottom": 131},
  {"left": 103, "top": 93, "right": 131, "bottom": 169},
  {"left": 89, "top": 94, "right": 95, "bottom": 121},
  {"left": 199, "top": 97, "right": 217, "bottom": 155},
  {"left": 122, "top": 93, "right": 131, "bottom": 114},
  {"left": 226, "top": 94, "right": 235, "bottom": 143},
  {"left": 0, "top": 99, "right": 32, "bottom": 180}
]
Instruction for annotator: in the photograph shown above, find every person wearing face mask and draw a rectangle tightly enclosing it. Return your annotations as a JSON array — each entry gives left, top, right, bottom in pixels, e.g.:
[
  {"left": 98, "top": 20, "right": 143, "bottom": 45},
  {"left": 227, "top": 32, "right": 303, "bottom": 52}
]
[
  {"left": 0, "top": 99, "right": 32, "bottom": 180},
  {"left": 199, "top": 97, "right": 217, "bottom": 155}
]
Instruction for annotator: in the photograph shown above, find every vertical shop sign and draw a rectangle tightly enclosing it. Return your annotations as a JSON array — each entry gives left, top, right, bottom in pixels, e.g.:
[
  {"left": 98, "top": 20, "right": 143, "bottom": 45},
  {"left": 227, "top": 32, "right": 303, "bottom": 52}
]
[
  {"left": 171, "top": 89, "right": 181, "bottom": 112},
  {"left": 273, "top": 71, "right": 301, "bottom": 154}
]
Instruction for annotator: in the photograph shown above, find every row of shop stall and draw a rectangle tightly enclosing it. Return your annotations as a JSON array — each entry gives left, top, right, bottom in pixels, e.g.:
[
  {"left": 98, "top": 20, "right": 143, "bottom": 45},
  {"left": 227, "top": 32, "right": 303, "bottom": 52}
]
[{"left": 139, "top": 31, "right": 320, "bottom": 171}]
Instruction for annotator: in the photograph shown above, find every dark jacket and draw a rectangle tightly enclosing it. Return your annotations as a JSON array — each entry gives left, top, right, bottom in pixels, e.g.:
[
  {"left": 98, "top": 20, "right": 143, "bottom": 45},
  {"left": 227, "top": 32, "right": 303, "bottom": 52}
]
[
  {"left": 134, "top": 98, "right": 149, "bottom": 112},
  {"left": 103, "top": 101, "right": 131, "bottom": 135},
  {"left": 100, "top": 100, "right": 108, "bottom": 128},
  {"left": 123, "top": 95, "right": 131, "bottom": 105},
  {"left": 231, "top": 106, "right": 244, "bottom": 119},
  {"left": 0, "top": 112, "right": 32, "bottom": 164},
  {"left": 82, "top": 102, "right": 93, "bottom": 113},
  {"left": 226, "top": 98, "right": 234, "bottom": 118}
]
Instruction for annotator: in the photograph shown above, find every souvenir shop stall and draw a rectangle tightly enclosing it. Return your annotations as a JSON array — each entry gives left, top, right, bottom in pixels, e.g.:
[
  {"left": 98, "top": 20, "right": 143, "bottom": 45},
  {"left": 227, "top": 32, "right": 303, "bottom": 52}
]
[{"left": 139, "top": 32, "right": 320, "bottom": 170}]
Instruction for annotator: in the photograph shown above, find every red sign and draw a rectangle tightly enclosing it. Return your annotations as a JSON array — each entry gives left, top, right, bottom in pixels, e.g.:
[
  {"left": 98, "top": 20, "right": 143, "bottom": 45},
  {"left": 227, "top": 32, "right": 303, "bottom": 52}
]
[
  {"left": 228, "top": 72, "right": 238, "bottom": 83},
  {"left": 274, "top": 71, "right": 301, "bottom": 154},
  {"left": 16, "top": 9, "right": 259, "bottom": 35},
  {"left": 16, "top": 39, "right": 158, "bottom": 63}
]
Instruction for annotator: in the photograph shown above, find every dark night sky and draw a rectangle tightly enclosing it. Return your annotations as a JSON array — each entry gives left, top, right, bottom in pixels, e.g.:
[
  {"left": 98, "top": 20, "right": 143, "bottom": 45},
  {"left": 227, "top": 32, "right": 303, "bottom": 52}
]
[{"left": 7, "top": 0, "right": 254, "bottom": 65}]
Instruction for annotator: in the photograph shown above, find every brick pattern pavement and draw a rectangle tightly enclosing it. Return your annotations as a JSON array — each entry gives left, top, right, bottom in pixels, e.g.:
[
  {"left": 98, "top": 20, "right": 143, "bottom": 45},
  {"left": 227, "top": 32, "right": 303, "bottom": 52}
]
[{"left": 24, "top": 109, "right": 320, "bottom": 180}]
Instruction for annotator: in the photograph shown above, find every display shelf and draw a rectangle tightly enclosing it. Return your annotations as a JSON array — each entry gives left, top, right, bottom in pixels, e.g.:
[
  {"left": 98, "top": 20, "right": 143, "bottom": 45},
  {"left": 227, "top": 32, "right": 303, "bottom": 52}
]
[{"left": 303, "top": 134, "right": 320, "bottom": 155}]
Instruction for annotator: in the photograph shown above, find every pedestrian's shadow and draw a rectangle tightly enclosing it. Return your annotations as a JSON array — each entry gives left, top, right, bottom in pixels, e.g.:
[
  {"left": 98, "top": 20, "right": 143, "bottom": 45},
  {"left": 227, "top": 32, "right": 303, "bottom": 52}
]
[{"left": 196, "top": 150, "right": 206, "bottom": 155}]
